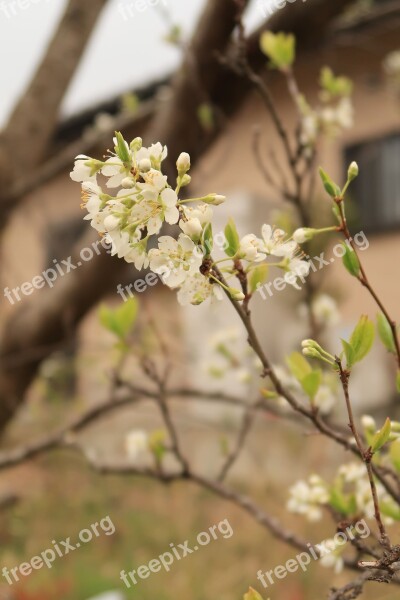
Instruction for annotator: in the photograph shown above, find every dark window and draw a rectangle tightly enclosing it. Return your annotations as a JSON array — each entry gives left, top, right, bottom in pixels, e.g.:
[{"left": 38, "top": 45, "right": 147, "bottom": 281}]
[{"left": 345, "top": 134, "right": 400, "bottom": 233}]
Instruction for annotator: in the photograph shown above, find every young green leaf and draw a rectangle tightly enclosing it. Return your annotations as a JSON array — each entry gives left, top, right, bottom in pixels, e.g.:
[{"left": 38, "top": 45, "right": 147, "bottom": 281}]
[
  {"left": 248, "top": 264, "right": 269, "bottom": 294},
  {"left": 301, "top": 370, "right": 322, "bottom": 400},
  {"left": 320, "top": 67, "right": 353, "bottom": 98},
  {"left": 319, "top": 167, "right": 341, "bottom": 198},
  {"left": 341, "top": 339, "right": 354, "bottom": 368},
  {"left": 377, "top": 313, "right": 396, "bottom": 354},
  {"left": 371, "top": 417, "right": 391, "bottom": 453},
  {"left": 329, "top": 487, "right": 356, "bottom": 516},
  {"left": 349, "top": 315, "right": 375, "bottom": 365},
  {"left": 224, "top": 218, "right": 240, "bottom": 257},
  {"left": 114, "top": 131, "right": 131, "bottom": 164},
  {"left": 99, "top": 298, "right": 138, "bottom": 340},
  {"left": 342, "top": 244, "right": 360, "bottom": 278},
  {"left": 286, "top": 351, "right": 312, "bottom": 382},
  {"left": 380, "top": 501, "right": 400, "bottom": 522},
  {"left": 260, "top": 31, "right": 295, "bottom": 70},
  {"left": 202, "top": 223, "right": 213, "bottom": 256}
]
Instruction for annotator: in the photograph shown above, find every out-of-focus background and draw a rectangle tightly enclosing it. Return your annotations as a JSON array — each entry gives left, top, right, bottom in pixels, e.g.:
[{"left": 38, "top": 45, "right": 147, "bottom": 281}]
[{"left": 0, "top": 0, "right": 400, "bottom": 598}]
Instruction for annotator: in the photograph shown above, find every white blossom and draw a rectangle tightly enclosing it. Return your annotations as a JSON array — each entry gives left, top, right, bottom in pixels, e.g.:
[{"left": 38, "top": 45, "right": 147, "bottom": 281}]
[
  {"left": 314, "top": 384, "right": 336, "bottom": 414},
  {"left": 312, "top": 294, "right": 340, "bottom": 327},
  {"left": 287, "top": 475, "right": 329, "bottom": 522},
  {"left": 149, "top": 234, "right": 202, "bottom": 288},
  {"left": 131, "top": 179, "right": 179, "bottom": 235},
  {"left": 177, "top": 273, "right": 224, "bottom": 306},
  {"left": 319, "top": 539, "right": 344, "bottom": 574},
  {"left": 70, "top": 154, "right": 98, "bottom": 183},
  {"left": 125, "top": 430, "right": 149, "bottom": 460},
  {"left": 238, "top": 234, "right": 265, "bottom": 262},
  {"left": 261, "top": 224, "right": 297, "bottom": 258}
]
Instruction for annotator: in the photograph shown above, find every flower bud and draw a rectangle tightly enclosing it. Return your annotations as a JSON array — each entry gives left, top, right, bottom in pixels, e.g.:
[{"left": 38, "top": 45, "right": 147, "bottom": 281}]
[
  {"left": 293, "top": 228, "right": 315, "bottom": 244},
  {"left": 121, "top": 177, "right": 135, "bottom": 189},
  {"left": 302, "top": 347, "right": 320, "bottom": 359},
  {"left": 177, "top": 152, "right": 191, "bottom": 175},
  {"left": 203, "top": 193, "right": 226, "bottom": 206},
  {"left": 230, "top": 289, "right": 245, "bottom": 301},
  {"left": 104, "top": 214, "right": 120, "bottom": 232},
  {"left": 301, "top": 339, "right": 321, "bottom": 351},
  {"left": 347, "top": 161, "right": 359, "bottom": 182},
  {"left": 138, "top": 158, "right": 152, "bottom": 173},
  {"left": 180, "top": 218, "right": 203, "bottom": 239}
]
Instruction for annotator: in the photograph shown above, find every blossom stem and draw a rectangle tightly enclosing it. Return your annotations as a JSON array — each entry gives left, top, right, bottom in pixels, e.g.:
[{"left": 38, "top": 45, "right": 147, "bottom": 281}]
[{"left": 336, "top": 359, "right": 391, "bottom": 549}]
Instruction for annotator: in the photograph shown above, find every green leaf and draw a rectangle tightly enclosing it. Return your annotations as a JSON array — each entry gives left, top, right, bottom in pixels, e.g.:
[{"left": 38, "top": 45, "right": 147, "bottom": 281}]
[
  {"left": 286, "top": 351, "right": 312, "bottom": 382},
  {"left": 248, "top": 264, "right": 269, "bottom": 294},
  {"left": 380, "top": 501, "right": 400, "bottom": 522},
  {"left": 202, "top": 223, "right": 213, "bottom": 256},
  {"left": 319, "top": 167, "right": 341, "bottom": 198},
  {"left": 342, "top": 244, "right": 360, "bottom": 278},
  {"left": 244, "top": 588, "right": 265, "bottom": 600},
  {"left": 371, "top": 417, "right": 391, "bottom": 453},
  {"left": 377, "top": 313, "right": 396, "bottom": 354},
  {"left": 329, "top": 488, "right": 357, "bottom": 516},
  {"left": 114, "top": 131, "right": 131, "bottom": 164},
  {"left": 224, "top": 218, "right": 240, "bottom": 257},
  {"left": 341, "top": 339, "right": 355, "bottom": 368},
  {"left": 349, "top": 315, "right": 375, "bottom": 365},
  {"left": 149, "top": 430, "right": 167, "bottom": 463},
  {"left": 260, "top": 31, "right": 295, "bottom": 70},
  {"left": 390, "top": 439, "right": 400, "bottom": 472},
  {"left": 301, "top": 370, "right": 322, "bottom": 400},
  {"left": 99, "top": 298, "right": 138, "bottom": 340},
  {"left": 320, "top": 67, "right": 353, "bottom": 98}
]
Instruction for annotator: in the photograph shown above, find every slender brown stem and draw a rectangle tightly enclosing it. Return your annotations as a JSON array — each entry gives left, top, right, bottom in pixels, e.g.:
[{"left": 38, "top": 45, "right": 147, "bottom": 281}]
[
  {"left": 337, "top": 199, "right": 400, "bottom": 368},
  {"left": 336, "top": 360, "right": 391, "bottom": 549}
]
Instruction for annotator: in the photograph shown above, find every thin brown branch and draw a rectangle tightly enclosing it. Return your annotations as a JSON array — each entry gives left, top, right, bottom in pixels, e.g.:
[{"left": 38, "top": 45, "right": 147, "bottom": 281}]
[
  {"left": 336, "top": 360, "right": 391, "bottom": 549},
  {"left": 337, "top": 199, "right": 400, "bottom": 368}
]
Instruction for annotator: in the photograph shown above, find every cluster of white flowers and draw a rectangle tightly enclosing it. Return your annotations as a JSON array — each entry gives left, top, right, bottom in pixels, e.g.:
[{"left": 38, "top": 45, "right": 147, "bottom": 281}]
[
  {"left": 287, "top": 475, "right": 330, "bottom": 522},
  {"left": 300, "top": 97, "right": 353, "bottom": 147},
  {"left": 71, "top": 133, "right": 311, "bottom": 306},
  {"left": 288, "top": 462, "right": 400, "bottom": 526}
]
